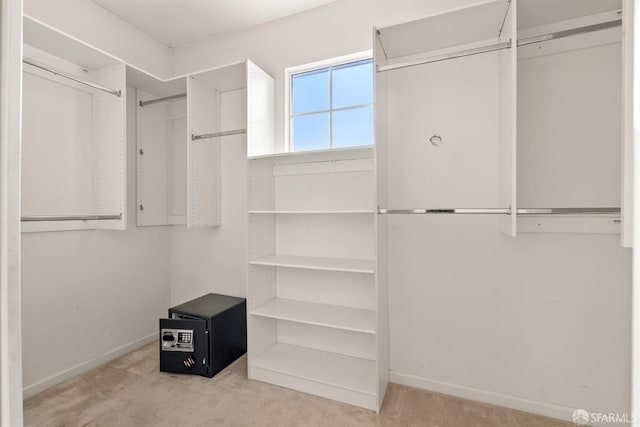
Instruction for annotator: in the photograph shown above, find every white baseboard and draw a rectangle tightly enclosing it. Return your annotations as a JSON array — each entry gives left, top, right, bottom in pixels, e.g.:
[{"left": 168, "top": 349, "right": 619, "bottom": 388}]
[
  {"left": 389, "top": 370, "right": 577, "bottom": 423},
  {"left": 23, "top": 333, "right": 157, "bottom": 399}
]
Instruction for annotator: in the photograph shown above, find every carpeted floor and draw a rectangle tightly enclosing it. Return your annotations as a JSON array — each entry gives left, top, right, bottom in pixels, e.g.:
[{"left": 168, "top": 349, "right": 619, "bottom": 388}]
[{"left": 24, "top": 342, "right": 573, "bottom": 427}]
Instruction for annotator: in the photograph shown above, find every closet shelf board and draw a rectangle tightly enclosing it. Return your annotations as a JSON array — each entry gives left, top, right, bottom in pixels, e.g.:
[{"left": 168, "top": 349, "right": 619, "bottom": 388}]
[
  {"left": 251, "top": 298, "right": 376, "bottom": 334},
  {"left": 251, "top": 343, "right": 377, "bottom": 395},
  {"left": 248, "top": 210, "right": 375, "bottom": 214},
  {"left": 248, "top": 254, "right": 376, "bottom": 274}
]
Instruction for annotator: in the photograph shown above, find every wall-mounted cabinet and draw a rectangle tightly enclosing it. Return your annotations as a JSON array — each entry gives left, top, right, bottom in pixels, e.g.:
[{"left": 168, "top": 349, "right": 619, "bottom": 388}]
[
  {"left": 246, "top": 147, "right": 388, "bottom": 411},
  {"left": 21, "top": 16, "right": 126, "bottom": 232},
  {"left": 133, "top": 60, "right": 274, "bottom": 227},
  {"left": 374, "top": 0, "right": 632, "bottom": 246}
]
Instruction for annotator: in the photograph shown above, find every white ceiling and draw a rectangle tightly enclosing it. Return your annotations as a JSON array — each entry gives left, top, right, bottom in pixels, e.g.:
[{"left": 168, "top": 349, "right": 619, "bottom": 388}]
[{"left": 91, "top": 0, "right": 338, "bottom": 47}]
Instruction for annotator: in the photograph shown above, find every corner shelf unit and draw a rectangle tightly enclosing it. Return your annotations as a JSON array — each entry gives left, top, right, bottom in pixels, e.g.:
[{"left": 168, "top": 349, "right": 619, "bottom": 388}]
[
  {"left": 247, "top": 147, "right": 388, "bottom": 411},
  {"left": 132, "top": 60, "right": 274, "bottom": 227},
  {"left": 20, "top": 14, "right": 276, "bottom": 233}
]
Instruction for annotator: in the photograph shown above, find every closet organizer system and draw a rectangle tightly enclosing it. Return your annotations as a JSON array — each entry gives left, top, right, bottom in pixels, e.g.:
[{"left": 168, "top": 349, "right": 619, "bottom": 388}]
[
  {"left": 134, "top": 60, "right": 273, "bottom": 227},
  {"left": 18, "top": 0, "right": 634, "bottom": 414},
  {"left": 246, "top": 147, "right": 385, "bottom": 411},
  {"left": 21, "top": 17, "right": 126, "bottom": 232},
  {"left": 375, "top": 0, "right": 633, "bottom": 246},
  {"left": 20, "top": 15, "right": 274, "bottom": 232}
]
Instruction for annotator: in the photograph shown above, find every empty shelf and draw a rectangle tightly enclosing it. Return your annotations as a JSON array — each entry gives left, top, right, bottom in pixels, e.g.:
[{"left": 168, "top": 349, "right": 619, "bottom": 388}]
[
  {"left": 248, "top": 254, "right": 375, "bottom": 274},
  {"left": 251, "top": 343, "right": 376, "bottom": 395},
  {"left": 249, "top": 210, "right": 374, "bottom": 214},
  {"left": 252, "top": 298, "right": 375, "bottom": 334}
]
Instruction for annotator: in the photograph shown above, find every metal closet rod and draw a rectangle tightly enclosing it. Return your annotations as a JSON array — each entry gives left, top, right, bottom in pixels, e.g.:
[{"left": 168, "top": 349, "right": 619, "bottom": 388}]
[
  {"left": 23, "top": 57, "right": 122, "bottom": 97},
  {"left": 378, "top": 207, "right": 621, "bottom": 215},
  {"left": 21, "top": 213, "right": 122, "bottom": 222},
  {"left": 192, "top": 129, "right": 246, "bottom": 140},
  {"left": 139, "top": 93, "right": 187, "bottom": 107},
  {"left": 377, "top": 18, "right": 622, "bottom": 72}
]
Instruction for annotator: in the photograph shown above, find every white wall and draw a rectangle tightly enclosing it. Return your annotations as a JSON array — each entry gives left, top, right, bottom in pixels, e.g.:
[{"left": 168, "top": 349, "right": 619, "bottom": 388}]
[
  {"left": 23, "top": 0, "right": 173, "bottom": 79},
  {"left": 388, "top": 218, "right": 630, "bottom": 418},
  {"left": 172, "top": 0, "right": 633, "bottom": 422},
  {"left": 169, "top": 136, "right": 248, "bottom": 305},
  {"left": 21, "top": 87, "right": 171, "bottom": 397}
]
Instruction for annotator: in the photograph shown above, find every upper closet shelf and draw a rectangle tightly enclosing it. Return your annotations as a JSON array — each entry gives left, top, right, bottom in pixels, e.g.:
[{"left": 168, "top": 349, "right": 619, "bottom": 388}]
[
  {"left": 23, "top": 15, "right": 120, "bottom": 70},
  {"left": 249, "top": 254, "right": 376, "bottom": 274},
  {"left": 376, "top": 0, "right": 509, "bottom": 61},
  {"left": 518, "top": 0, "right": 621, "bottom": 30},
  {"left": 376, "top": 0, "right": 621, "bottom": 72},
  {"left": 127, "top": 66, "right": 186, "bottom": 98}
]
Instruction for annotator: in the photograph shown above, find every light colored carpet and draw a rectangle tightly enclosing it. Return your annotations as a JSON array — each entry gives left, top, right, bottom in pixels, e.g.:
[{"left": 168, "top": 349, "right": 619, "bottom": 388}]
[{"left": 24, "top": 342, "right": 573, "bottom": 427}]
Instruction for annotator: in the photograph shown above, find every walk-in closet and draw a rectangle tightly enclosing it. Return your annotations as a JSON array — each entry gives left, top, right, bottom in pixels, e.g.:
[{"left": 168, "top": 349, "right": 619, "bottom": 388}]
[{"left": 0, "top": 0, "right": 637, "bottom": 426}]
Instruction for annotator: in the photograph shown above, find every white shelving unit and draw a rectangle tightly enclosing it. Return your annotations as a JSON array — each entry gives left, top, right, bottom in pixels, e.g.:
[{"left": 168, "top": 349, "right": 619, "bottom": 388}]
[
  {"left": 374, "top": 0, "right": 632, "bottom": 244},
  {"left": 246, "top": 146, "right": 387, "bottom": 411},
  {"left": 133, "top": 60, "right": 274, "bottom": 227},
  {"left": 21, "top": 16, "right": 127, "bottom": 232}
]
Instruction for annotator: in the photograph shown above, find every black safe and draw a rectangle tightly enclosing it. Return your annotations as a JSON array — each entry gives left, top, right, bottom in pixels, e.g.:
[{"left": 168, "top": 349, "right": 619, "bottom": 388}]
[{"left": 159, "top": 293, "right": 246, "bottom": 378}]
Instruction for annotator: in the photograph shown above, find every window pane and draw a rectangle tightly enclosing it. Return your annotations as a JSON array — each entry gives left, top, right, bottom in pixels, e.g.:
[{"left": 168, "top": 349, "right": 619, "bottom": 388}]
[
  {"left": 332, "top": 107, "right": 373, "bottom": 148},
  {"left": 332, "top": 59, "right": 373, "bottom": 109},
  {"left": 292, "top": 113, "right": 330, "bottom": 151},
  {"left": 292, "top": 68, "right": 329, "bottom": 115}
]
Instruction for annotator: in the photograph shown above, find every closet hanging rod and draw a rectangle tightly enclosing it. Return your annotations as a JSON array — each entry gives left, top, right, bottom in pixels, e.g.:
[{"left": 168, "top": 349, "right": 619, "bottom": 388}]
[
  {"left": 518, "top": 207, "right": 621, "bottom": 215},
  {"left": 377, "top": 17, "right": 622, "bottom": 72},
  {"left": 378, "top": 207, "right": 621, "bottom": 215},
  {"left": 23, "top": 58, "right": 122, "bottom": 97},
  {"left": 377, "top": 42, "right": 511, "bottom": 72},
  {"left": 21, "top": 214, "right": 122, "bottom": 222},
  {"left": 139, "top": 93, "right": 187, "bottom": 107},
  {"left": 191, "top": 129, "right": 246, "bottom": 141}
]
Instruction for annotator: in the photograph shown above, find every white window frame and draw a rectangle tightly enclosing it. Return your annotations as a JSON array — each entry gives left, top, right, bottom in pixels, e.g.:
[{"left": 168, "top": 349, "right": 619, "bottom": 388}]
[{"left": 284, "top": 50, "right": 373, "bottom": 152}]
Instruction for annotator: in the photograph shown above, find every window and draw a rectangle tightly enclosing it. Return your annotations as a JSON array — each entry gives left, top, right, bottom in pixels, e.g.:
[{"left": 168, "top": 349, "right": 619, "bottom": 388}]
[{"left": 287, "top": 55, "right": 373, "bottom": 152}]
